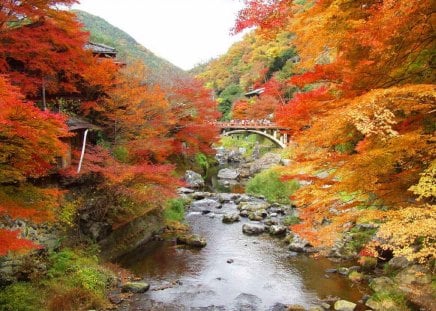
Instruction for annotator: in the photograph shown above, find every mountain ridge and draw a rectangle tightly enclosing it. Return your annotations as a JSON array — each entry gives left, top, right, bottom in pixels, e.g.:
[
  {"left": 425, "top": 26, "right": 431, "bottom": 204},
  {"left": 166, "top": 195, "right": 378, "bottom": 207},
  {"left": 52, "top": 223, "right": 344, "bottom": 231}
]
[{"left": 73, "top": 10, "right": 189, "bottom": 84}]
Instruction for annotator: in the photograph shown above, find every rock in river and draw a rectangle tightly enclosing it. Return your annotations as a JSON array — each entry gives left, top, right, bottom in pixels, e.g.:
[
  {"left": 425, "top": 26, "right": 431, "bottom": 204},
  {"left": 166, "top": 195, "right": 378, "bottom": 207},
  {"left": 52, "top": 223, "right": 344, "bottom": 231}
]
[
  {"left": 217, "top": 168, "right": 240, "bottom": 180},
  {"left": 121, "top": 282, "right": 150, "bottom": 293},
  {"left": 184, "top": 170, "right": 205, "bottom": 188},
  {"left": 190, "top": 199, "right": 221, "bottom": 211},
  {"left": 222, "top": 213, "right": 240, "bottom": 224},
  {"left": 176, "top": 234, "right": 207, "bottom": 248},
  {"left": 334, "top": 300, "right": 356, "bottom": 311},
  {"left": 242, "top": 223, "right": 266, "bottom": 235},
  {"left": 269, "top": 225, "right": 287, "bottom": 236}
]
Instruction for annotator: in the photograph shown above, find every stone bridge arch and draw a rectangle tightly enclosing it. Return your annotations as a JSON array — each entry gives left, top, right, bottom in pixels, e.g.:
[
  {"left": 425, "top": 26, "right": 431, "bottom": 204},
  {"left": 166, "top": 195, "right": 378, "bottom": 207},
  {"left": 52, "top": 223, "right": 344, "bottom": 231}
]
[{"left": 221, "top": 129, "right": 287, "bottom": 149}]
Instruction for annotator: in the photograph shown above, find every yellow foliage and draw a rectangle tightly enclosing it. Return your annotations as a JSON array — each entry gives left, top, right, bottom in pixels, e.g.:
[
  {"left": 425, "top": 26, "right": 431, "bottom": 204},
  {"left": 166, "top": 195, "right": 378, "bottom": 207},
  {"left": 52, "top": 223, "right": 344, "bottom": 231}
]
[
  {"left": 375, "top": 205, "right": 436, "bottom": 263},
  {"left": 409, "top": 160, "right": 436, "bottom": 201}
]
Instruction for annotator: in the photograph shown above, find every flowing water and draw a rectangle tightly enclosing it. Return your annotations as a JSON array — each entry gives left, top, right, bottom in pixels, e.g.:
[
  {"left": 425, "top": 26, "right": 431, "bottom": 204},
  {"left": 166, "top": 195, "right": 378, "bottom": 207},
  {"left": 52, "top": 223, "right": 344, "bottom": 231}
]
[
  {"left": 116, "top": 159, "right": 370, "bottom": 310},
  {"left": 117, "top": 192, "right": 369, "bottom": 310}
]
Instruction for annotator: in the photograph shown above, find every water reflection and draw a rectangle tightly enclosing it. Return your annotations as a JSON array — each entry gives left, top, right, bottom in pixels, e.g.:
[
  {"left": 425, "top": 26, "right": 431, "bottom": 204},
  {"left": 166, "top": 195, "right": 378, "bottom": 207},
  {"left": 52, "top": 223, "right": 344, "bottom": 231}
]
[{"left": 117, "top": 211, "right": 367, "bottom": 309}]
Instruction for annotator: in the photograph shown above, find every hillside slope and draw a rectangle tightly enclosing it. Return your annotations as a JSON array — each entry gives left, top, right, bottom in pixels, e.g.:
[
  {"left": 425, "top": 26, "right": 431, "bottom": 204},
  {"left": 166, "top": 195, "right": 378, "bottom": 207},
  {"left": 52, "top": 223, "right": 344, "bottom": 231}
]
[{"left": 74, "top": 10, "right": 188, "bottom": 84}]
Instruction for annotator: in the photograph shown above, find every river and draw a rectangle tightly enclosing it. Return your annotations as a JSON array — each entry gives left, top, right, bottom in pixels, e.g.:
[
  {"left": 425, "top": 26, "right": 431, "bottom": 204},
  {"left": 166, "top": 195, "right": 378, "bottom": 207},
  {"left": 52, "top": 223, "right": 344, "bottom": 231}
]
[{"left": 116, "top": 165, "right": 369, "bottom": 310}]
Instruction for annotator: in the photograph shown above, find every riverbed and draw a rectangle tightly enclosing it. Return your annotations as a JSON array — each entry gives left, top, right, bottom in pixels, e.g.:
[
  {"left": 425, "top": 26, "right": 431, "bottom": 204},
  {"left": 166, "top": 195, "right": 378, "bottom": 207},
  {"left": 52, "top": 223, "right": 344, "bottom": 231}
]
[{"left": 117, "top": 193, "right": 369, "bottom": 310}]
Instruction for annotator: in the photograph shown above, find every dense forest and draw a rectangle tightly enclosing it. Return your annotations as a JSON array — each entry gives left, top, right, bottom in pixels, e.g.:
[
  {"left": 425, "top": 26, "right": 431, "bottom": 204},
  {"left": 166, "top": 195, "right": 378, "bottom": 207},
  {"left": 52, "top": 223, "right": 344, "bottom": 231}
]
[
  {"left": 0, "top": 0, "right": 434, "bottom": 310},
  {"left": 197, "top": 0, "right": 435, "bottom": 260}
]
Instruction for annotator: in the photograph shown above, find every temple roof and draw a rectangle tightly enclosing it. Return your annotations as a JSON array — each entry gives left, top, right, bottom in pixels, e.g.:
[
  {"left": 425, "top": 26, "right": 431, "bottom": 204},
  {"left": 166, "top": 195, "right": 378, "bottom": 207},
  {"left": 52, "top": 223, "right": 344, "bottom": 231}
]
[
  {"left": 84, "top": 42, "right": 117, "bottom": 57},
  {"left": 67, "top": 117, "right": 101, "bottom": 131}
]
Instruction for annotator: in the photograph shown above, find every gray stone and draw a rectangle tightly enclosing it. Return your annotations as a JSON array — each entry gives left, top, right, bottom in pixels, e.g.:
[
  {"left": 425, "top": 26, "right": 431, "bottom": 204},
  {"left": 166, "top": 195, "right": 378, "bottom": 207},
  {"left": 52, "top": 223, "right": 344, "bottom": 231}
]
[
  {"left": 242, "top": 223, "right": 266, "bottom": 235},
  {"left": 121, "top": 282, "right": 150, "bottom": 293},
  {"left": 321, "top": 302, "right": 331, "bottom": 309},
  {"left": 369, "top": 277, "right": 396, "bottom": 293},
  {"left": 263, "top": 218, "right": 279, "bottom": 226},
  {"left": 333, "top": 300, "right": 356, "bottom": 311},
  {"left": 288, "top": 235, "right": 312, "bottom": 252},
  {"left": 249, "top": 152, "right": 282, "bottom": 175},
  {"left": 176, "top": 234, "right": 207, "bottom": 248},
  {"left": 191, "top": 199, "right": 221, "bottom": 211},
  {"left": 184, "top": 170, "right": 205, "bottom": 188},
  {"left": 387, "top": 256, "right": 410, "bottom": 270},
  {"left": 217, "top": 168, "right": 240, "bottom": 180},
  {"left": 222, "top": 213, "right": 240, "bottom": 224},
  {"left": 217, "top": 193, "right": 240, "bottom": 203},
  {"left": 239, "top": 210, "right": 249, "bottom": 218},
  {"left": 365, "top": 297, "right": 400, "bottom": 311},
  {"left": 269, "top": 225, "right": 287, "bottom": 236},
  {"left": 309, "top": 306, "right": 324, "bottom": 311},
  {"left": 395, "top": 265, "right": 432, "bottom": 285},
  {"left": 238, "top": 201, "right": 270, "bottom": 212},
  {"left": 338, "top": 267, "right": 350, "bottom": 276},
  {"left": 177, "top": 187, "right": 195, "bottom": 194}
]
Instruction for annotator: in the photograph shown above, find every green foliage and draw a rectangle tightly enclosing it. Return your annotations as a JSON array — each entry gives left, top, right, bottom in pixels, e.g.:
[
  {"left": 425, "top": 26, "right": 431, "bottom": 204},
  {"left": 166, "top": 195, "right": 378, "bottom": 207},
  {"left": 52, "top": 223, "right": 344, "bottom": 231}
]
[
  {"left": 370, "top": 290, "right": 408, "bottom": 309},
  {"left": 218, "top": 134, "right": 276, "bottom": 158},
  {"left": 217, "top": 84, "right": 243, "bottom": 120},
  {"left": 246, "top": 169, "right": 299, "bottom": 204},
  {"left": 112, "top": 145, "right": 129, "bottom": 163},
  {"left": 163, "top": 198, "right": 188, "bottom": 222},
  {"left": 47, "top": 249, "right": 114, "bottom": 295},
  {"left": 344, "top": 226, "right": 378, "bottom": 254},
  {"left": 282, "top": 215, "right": 301, "bottom": 226},
  {"left": 0, "top": 282, "right": 43, "bottom": 311},
  {"left": 195, "top": 153, "right": 210, "bottom": 171},
  {"left": 58, "top": 200, "right": 78, "bottom": 227}
]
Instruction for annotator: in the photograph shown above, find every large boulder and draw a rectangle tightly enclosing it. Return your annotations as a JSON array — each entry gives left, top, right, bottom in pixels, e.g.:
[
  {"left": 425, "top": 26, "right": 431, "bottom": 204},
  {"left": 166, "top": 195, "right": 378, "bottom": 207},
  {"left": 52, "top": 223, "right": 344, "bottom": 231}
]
[
  {"left": 334, "top": 300, "right": 356, "bottom": 311},
  {"left": 249, "top": 152, "right": 282, "bottom": 175},
  {"left": 184, "top": 170, "right": 205, "bottom": 188},
  {"left": 217, "top": 168, "right": 240, "bottom": 180},
  {"left": 190, "top": 199, "right": 221, "bottom": 212},
  {"left": 369, "top": 277, "right": 396, "bottom": 293},
  {"left": 222, "top": 213, "right": 240, "bottom": 224},
  {"left": 242, "top": 223, "right": 266, "bottom": 235},
  {"left": 395, "top": 265, "right": 432, "bottom": 286},
  {"left": 269, "top": 225, "right": 287, "bottom": 236},
  {"left": 288, "top": 234, "right": 313, "bottom": 253},
  {"left": 176, "top": 234, "right": 207, "bottom": 248},
  {"left": 121, "top": 282, "right": 150, "bottom": 293}
]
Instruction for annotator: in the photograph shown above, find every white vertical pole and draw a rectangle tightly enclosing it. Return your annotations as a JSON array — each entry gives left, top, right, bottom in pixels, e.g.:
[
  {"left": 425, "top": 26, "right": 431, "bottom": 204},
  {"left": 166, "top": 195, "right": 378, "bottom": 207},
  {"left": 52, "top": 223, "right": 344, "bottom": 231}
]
[{"left": 77, "top": 129, "right": 89, "bottom": 173}]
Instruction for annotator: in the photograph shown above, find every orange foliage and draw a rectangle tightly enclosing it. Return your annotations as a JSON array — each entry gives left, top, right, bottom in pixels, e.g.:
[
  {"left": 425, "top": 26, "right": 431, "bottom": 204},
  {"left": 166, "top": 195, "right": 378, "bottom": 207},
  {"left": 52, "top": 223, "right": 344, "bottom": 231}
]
[{"left": 0, "top": 229, "right": 41, "bottom": 256}]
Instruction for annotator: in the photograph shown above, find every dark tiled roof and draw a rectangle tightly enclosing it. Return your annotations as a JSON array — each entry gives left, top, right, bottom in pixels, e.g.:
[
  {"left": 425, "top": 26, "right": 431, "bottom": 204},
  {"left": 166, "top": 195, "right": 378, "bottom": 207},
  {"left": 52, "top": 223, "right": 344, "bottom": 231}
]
[
  {"left": 84, "top": 42, "right": 117, "bottom": 55},
  {"left": 245, "top": 87, "right": 265, "bottom": 97},
  {"left": 67, "top": 117, "right": 101, "bottom": 131}
]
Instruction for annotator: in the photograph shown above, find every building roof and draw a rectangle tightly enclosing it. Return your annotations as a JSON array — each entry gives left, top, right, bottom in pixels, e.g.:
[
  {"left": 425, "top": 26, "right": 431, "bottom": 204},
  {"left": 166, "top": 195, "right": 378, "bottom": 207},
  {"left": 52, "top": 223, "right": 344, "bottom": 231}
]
[
  {"left": 67, "top": 117, "right": 101, "bottom": 131},
  {"left": 245, "top": 87, "right": 265, "bottom": 97},
  {"left": 84, "top": 42, "right": 117, "bottom": 56}
]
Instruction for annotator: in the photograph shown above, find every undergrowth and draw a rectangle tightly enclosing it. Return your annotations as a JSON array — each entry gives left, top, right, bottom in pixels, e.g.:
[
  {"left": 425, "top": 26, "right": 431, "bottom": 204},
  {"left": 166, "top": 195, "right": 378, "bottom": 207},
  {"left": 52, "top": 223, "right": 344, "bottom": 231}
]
[
  {"left": 246, "top": 169, "right": 299, "bottom": 204},
  {"left": 0, "top": 248, "right": 115, "bottom": 311}
]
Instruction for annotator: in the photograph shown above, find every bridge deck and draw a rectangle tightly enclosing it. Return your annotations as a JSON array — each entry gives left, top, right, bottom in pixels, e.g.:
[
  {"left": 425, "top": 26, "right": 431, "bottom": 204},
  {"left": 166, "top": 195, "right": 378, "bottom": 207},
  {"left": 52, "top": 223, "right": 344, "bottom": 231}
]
[{"left": 216, "top": 122, "right": 288, "bottom": 130}]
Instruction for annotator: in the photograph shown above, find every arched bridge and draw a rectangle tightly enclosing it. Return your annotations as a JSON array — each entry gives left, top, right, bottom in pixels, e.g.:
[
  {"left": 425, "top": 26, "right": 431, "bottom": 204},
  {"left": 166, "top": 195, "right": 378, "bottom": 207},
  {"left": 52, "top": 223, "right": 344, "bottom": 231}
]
[{"left": 216, "top": 121, "right": 290, "bottom": 148}]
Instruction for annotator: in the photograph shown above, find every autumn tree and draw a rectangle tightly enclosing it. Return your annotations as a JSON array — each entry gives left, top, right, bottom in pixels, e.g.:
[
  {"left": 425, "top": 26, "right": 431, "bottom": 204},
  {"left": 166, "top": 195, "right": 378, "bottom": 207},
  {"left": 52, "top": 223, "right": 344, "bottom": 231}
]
[
  {"left": 233, "top": 0, "right": 436, "bottom": 262},
  {"left": 0, "top": 75, "right": 68, "bottom": 254}
]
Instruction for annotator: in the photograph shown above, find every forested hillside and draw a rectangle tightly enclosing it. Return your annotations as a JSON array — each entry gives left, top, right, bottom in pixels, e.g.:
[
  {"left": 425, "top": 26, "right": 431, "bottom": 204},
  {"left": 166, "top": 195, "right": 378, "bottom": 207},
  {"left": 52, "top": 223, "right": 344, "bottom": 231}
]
[{"left": 74, "top": 10, "right": 188, "bottom": 85}]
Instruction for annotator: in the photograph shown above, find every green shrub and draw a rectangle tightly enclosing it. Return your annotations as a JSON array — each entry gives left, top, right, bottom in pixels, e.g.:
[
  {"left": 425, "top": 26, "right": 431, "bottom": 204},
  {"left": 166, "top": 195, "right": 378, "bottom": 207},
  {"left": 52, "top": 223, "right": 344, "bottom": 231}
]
[
  {"left": 282, "top": 215, "right": 301, "bottom": 226},
  {"left": 0, "top": 283, "right": 44, "bottom": 311},
  {"left": 246, "top": 169, "right": 299, "bottom": 204},
  {"left": 112, "top": 145, "right": 129, "bottom": 163},
  {"left": 163, "top": 198, "right": 188, "bottom": 222},
  {"left": 195, "top": 153, "right": 210, "bottom": 171}
]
